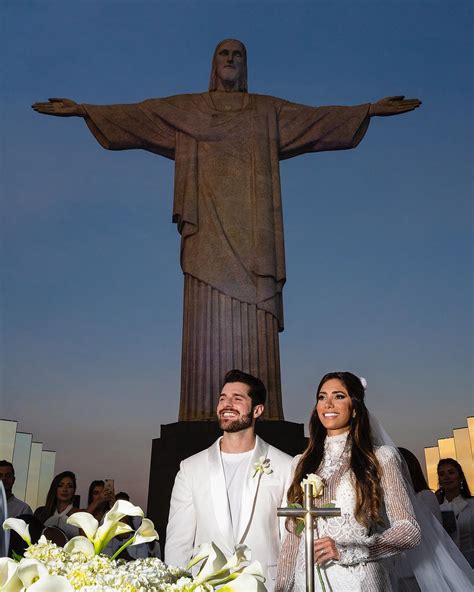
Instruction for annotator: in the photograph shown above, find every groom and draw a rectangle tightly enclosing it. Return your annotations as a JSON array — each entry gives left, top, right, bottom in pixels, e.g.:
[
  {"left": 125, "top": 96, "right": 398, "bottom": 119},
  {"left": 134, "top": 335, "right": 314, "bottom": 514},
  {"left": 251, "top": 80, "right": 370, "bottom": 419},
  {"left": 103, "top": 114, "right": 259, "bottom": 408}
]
[{"left": 165, "top": 369, "right": 292, "bottom": 590}]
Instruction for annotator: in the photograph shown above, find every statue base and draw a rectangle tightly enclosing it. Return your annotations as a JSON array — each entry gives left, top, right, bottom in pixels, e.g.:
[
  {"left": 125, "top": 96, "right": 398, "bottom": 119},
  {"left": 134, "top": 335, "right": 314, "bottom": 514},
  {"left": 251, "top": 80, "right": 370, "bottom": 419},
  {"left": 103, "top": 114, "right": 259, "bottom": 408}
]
[{"left": 146, "top": 420, "right": 307, "bottom": 553}]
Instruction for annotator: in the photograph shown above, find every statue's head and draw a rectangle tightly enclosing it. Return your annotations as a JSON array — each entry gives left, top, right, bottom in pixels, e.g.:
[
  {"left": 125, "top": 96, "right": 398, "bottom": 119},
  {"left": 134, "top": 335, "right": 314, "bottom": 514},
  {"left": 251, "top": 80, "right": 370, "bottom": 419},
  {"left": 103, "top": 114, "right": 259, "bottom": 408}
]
[{"left": 209, "top": 39, "right": 248, "bottom": 92}]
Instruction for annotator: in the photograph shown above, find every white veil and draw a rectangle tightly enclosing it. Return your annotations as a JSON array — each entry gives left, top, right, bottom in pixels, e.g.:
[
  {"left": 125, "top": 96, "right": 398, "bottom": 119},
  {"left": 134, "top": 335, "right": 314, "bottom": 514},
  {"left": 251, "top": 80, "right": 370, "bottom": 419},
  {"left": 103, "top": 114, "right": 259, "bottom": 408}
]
[{"left": 369, "top": 411, "right": 474, "bottom": 591}]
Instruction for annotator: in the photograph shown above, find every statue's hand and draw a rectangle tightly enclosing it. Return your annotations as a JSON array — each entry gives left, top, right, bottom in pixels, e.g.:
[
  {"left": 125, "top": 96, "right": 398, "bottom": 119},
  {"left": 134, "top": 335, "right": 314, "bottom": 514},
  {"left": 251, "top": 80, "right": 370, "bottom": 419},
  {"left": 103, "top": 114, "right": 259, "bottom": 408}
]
[
  {"left": 369, "top": 95, "right": 421, "bottom": 117},
  {"left": 31, "top": 98, "right": 86, "bottom": 117}
]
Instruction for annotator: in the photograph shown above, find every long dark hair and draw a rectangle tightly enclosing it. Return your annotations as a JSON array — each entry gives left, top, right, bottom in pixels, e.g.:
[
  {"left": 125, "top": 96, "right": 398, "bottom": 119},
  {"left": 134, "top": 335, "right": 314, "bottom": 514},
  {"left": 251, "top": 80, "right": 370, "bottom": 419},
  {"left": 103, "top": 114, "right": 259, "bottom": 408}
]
[
  {"left": 437, "top": 458, "right": 471, "bottom": 502},
  {"left": 87, "top": 480, "right": 105, "bottom": 505},
  {"left": 42, "top": 471, "right": 77, "bottom": 520},
  {"left": 287, "top": 372, "right": 383, "bottom": 528},
  {"left": 208, "top": 39, "right": 248, "bottom": 92},
  {"left": 398, "top": 447, "right": 429, "bottom": 493}
]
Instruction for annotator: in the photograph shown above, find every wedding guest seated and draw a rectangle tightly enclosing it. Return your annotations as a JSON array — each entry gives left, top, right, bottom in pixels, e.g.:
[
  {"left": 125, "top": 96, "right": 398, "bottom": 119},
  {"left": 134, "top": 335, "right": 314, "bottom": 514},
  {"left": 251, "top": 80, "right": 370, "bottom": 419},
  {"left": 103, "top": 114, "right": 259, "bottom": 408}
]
[
  {"left": 437, "top": 458, "right": 474, "bottom": 567},
  {"left": 398, "top": 447, "right": 442, "bottom": 522},
  {"left": 85, "top": 479, "right": 115, "bottom": 522},
  {"left": 34, "top": 471, "right": 81, "bottom": 545},
  {"left": 0, "top": 460, "right": 32, "bottom": 518}
]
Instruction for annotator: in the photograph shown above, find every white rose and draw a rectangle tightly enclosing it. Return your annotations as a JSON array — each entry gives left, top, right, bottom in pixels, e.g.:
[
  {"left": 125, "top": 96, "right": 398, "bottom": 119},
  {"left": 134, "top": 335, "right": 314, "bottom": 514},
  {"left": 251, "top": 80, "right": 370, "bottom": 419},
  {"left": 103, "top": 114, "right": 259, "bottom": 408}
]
[{"left": 301, "top": 473, "right": 324, "bottom": 497}]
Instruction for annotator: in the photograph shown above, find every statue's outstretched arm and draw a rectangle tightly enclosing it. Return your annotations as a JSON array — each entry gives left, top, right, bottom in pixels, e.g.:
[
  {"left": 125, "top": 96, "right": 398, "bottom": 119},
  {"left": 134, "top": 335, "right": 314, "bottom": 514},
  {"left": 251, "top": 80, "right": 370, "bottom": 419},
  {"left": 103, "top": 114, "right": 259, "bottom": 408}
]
[
  {"left": 31, "top": 98, "right": 86, "bottom": 117},
  {"left": 369, "top": 95, "right": 421, "bottom": 117}
]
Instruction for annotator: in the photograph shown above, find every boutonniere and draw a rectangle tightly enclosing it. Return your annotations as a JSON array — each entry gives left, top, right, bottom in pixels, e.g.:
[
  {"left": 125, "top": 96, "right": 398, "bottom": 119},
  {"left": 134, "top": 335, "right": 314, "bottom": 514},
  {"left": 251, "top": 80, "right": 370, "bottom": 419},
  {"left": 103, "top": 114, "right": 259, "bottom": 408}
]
[{"left": 252, "top": 456, "right": 272, "bottom": 478}]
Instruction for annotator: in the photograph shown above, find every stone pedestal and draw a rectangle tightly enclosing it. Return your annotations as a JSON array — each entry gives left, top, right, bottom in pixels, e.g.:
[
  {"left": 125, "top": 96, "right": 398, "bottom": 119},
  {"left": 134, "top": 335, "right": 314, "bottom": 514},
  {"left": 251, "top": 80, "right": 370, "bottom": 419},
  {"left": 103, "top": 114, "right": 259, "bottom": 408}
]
[{"left": 146, "top": 420, "right": 307, "bottom": 553}]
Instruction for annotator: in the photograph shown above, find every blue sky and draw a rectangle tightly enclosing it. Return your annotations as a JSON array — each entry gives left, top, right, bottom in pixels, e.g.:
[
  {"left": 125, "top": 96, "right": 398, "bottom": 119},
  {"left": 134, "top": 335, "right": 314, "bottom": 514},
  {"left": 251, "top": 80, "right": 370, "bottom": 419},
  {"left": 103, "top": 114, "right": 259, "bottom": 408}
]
[{"left": 1, "top": 0, "right": 472, "bottom": 509}]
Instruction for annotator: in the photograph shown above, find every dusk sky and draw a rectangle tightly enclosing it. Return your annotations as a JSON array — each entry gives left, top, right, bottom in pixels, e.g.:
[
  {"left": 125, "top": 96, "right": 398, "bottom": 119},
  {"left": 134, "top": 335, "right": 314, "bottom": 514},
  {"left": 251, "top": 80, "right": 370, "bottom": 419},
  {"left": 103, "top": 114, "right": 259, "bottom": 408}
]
[{"left": 1, "top": 0, "right": 472, "bottom": 510}]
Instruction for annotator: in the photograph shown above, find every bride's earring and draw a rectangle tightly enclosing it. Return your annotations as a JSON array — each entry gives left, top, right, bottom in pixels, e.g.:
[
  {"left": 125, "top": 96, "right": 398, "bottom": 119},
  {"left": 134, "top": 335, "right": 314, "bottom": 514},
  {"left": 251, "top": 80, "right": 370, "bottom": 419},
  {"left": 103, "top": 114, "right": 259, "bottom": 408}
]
[{"left": 352, "top": 411, "right": 356, "bottom": 419}]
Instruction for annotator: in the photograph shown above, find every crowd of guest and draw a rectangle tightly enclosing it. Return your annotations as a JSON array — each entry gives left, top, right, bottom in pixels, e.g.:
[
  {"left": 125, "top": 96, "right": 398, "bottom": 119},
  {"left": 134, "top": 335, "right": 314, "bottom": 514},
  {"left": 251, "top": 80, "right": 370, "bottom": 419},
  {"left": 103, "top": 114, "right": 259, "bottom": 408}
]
[{"left": 0, "top": 461, "right": 160, "bottom": 560}]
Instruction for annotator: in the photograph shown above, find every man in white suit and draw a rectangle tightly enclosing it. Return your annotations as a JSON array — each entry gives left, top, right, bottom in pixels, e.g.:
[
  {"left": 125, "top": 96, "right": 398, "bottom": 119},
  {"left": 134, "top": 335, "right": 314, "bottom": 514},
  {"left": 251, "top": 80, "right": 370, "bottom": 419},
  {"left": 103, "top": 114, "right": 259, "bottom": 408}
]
[{"left": 165, "top": 369, "right": 293, "bottom": 590}]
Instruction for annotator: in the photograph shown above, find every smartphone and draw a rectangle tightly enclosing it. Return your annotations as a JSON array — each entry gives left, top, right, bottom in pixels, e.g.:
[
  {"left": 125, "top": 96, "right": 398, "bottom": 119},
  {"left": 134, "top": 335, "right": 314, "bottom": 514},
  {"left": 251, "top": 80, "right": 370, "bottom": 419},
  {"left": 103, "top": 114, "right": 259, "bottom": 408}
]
[{"left": 104, "top": 479, "right": 115, "bottom": 494}]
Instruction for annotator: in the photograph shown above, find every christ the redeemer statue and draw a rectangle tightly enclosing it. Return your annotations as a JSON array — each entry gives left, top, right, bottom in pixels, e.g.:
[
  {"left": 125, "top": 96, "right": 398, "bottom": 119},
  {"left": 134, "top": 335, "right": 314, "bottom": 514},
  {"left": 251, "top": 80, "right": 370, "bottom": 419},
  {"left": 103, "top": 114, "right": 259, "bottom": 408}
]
[{"left": 33, "top": 39, "right": 420, "bottom": 421}]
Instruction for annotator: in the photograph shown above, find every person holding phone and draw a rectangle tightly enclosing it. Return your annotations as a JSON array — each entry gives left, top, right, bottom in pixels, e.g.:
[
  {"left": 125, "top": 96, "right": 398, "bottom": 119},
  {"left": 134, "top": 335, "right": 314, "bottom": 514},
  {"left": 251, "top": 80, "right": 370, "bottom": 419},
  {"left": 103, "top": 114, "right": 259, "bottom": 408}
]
[{"left": 85, "top": 479, "right": 116, "bottom": 522}]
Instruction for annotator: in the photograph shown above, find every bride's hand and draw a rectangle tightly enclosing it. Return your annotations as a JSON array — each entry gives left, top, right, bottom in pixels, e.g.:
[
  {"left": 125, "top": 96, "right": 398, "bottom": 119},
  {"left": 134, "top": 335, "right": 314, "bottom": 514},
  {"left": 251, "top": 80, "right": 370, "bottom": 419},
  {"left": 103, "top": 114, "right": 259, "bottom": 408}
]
[{"left": 314, "top": 536, "right": 339, "bottom": 564}]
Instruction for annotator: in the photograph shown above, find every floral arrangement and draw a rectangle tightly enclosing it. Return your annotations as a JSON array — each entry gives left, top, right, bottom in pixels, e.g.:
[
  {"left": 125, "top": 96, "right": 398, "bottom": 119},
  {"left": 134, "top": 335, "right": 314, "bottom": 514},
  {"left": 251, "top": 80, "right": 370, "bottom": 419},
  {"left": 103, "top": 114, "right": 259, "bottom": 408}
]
[{"left": 1, "top": 500, "right": 266, "bottom": 591}]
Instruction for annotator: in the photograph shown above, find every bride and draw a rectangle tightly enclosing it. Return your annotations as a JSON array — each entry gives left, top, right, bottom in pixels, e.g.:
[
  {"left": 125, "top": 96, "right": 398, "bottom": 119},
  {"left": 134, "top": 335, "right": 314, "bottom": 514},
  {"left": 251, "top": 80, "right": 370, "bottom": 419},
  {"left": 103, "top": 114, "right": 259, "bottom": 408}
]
[
  {"left": 275, "top": 371, "right": 421, "bottom": 591},
  {"left": 276, "top": 371, "right": 474, "bottom": 591}
]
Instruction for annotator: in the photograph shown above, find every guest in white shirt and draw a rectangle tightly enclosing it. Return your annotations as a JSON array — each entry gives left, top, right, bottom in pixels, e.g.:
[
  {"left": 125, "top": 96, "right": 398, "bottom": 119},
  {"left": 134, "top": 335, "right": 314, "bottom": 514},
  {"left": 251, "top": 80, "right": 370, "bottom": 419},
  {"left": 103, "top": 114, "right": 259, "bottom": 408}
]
[
  {"left": 34, "top": 471, "right": 81, "bottom": 543},
  {"left": 0, "top": 460, "right": 32, "bottom": 518},
  {"left": 437, "top": 458, "right": 474, "bottom": 567}
]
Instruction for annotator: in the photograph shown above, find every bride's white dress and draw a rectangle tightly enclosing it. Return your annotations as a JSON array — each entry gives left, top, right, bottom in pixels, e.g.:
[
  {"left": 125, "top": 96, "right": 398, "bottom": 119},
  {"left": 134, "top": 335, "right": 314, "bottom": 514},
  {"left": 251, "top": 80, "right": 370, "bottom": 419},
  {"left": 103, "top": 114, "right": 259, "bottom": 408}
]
[{"left": 276, "top": 433, "right": 421, "bottom": 592}]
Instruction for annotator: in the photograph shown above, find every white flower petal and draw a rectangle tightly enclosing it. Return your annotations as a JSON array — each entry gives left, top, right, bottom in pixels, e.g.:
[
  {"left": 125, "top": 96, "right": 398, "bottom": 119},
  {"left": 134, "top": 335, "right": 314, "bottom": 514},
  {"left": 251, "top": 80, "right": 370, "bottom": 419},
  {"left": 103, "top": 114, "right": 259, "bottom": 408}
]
[
  {"left": 187, "top": 542, "right": 212, "bottom": 570},
  {"left": 221, "top": 544, "right": 251, "bottom": 571},
  {"left": 95, "top": 520, "right": 133, "bottom": 553},
  {"left": 131, "top": 518, "right": 159, "bottom": 546},
  {"left": 17, "top": 558, "right": 49, "bottom": 587},
  {"left": 105, "top": 499, "right": 144, "bottom": 523},
  {"left": 219, "top": 572, "right": 267, "bottom": 591},
  {"left": 0, "top": 558, "right": 22, "bottom": 592},
  {"left": 64, "top": 536, "right": 95, "bottom": 557},
  {"left": 3, "top": 518, "right": 31, "bottom": 546},
  {"left": 192, "top": 542, "right": 228, "bottom": 585},
  {"left": 27, "top": 574, "right": 74, "bottom": 591},
  {"left": 66, "top": 512, "right": 99, "bottom": 541}
]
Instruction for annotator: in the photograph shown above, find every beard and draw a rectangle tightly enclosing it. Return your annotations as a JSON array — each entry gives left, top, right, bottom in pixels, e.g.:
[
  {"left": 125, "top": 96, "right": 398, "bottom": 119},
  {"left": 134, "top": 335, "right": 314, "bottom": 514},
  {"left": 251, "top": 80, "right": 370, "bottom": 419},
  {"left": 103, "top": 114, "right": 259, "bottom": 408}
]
[{"left": 218, "top": 409, "right": 253, "bottom": 433}]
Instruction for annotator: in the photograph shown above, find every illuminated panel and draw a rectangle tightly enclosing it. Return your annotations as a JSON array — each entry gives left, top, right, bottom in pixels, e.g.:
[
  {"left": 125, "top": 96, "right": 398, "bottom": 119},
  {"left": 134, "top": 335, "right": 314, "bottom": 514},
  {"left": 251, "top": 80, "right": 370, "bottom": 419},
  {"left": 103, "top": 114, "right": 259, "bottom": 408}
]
[
  {"left": 25, "top": 442, "right": 43, "bottom": 511},
  {"left": 37, "top": 451, "right": 56, "bottom": 508},
  {"left": 468, "top": 417, "right": 474, "bottom": 456},
  {"left": 438, "top": 437, "right": 457, "bottom": 460},
  {"left": 0, "top": 420, "right": 18, "bottom": 461},
  {"left": 424, "top": 446, "right": 440, "bottom": 491},
  {"left": 12, "top": 432, "right": 33, "bottom": 501},
  {"left": 453, "top": 427, "right": 474, "bottom": 492}
]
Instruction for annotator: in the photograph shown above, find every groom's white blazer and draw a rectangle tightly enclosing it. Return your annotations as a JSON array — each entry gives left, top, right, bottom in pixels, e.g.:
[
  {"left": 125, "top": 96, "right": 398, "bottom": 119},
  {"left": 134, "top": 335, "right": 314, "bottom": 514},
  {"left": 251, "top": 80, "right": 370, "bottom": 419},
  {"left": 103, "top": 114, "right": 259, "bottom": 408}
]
[{"left": 165, "top": 435, "right": 292, "bottom": 590}]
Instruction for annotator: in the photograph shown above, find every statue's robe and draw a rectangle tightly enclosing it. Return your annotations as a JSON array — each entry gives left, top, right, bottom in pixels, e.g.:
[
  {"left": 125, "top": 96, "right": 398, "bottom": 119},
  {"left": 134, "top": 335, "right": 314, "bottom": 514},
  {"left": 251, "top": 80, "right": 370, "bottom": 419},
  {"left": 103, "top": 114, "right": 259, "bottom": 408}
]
[{"left": 83, "top": 93, "right": 370, "bottom": 420}]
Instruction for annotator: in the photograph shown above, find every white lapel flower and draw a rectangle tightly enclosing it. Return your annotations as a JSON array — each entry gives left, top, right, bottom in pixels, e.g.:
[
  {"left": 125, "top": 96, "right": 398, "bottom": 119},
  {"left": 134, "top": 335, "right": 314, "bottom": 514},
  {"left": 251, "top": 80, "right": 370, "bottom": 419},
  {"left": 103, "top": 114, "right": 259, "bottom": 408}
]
[
  {"left": 301, "top": 473, "right": 324, "bottom": 497},
  {"left": 3, "top": 517, "right": 31, "bottom": 546},
  {"left": 252, "top": 456, "right": 272, "bottom": 478}
]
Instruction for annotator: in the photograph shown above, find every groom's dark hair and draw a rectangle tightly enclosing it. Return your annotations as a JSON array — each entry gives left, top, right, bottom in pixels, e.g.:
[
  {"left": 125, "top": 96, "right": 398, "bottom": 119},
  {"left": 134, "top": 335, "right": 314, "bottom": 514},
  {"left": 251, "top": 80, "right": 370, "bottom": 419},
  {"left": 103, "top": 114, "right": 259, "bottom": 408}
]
[{"left": 222, "top": 369, "right": 266, "bottom": 407}]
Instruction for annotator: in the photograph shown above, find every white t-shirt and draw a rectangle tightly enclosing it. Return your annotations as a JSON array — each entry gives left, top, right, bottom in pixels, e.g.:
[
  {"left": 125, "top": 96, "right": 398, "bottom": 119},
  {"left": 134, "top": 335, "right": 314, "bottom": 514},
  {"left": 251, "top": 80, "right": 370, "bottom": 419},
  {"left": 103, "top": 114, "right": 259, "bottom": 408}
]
[{"left": 221, "top": 449, "right": 254, "bottom": 541}]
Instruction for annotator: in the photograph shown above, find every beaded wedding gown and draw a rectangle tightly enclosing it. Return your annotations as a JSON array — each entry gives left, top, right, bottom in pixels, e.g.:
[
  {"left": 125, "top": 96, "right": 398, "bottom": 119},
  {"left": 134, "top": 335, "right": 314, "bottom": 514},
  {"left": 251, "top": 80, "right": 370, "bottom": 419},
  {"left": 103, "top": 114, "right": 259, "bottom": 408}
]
[{"left": 276, "top": 432, "right": 421, "bottom": 591}]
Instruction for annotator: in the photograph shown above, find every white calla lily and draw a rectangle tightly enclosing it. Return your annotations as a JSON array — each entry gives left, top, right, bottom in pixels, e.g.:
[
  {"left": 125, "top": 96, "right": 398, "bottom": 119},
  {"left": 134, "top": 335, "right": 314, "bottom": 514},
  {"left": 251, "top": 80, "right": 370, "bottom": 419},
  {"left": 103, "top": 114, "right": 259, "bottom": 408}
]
[
  {"left": 131, "top": 518, "right": 158, "bottom": 545},
  {"left": 190, "top": 542, "right": 228, "bottom": 585},
  {"left": 221, "top": 544, "right": 251, "bottom": 571},
  {"left": 64, "top": 535, "right": 95, "bottom": 557},
  {"left": 3, "top": 518, "right": 31, "bottom": 546},
  {"left": 238, "top": 560, "right": 266, "bottom": 582},
  {"left": 218, "top": 572, "right": 267, "bottom": 591},
  {"left": 17, "top": 558, "right": 49, "bottom": 587},
  {"left": 95, "top": 519, "right": 133, "bottom": 553},
  {"left": 0, "top": 557, "right": 22, "bottom": 592},
  {"left": 66, "top": 512, "right": 99, "bottom": 541},
  {"left": 27, "top": 574, "right": 74, "bottom": 591},
  {"left": 105, "top": 499, "right": 144, "bottom": 523}
]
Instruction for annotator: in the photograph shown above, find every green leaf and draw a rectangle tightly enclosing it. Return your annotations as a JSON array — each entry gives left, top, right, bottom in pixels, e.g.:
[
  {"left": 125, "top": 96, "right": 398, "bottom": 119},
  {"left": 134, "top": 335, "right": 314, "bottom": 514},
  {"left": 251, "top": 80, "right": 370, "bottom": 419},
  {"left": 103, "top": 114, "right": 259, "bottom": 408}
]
[{"left": 321, "top": 503, "right": 336, "bottom": 508}]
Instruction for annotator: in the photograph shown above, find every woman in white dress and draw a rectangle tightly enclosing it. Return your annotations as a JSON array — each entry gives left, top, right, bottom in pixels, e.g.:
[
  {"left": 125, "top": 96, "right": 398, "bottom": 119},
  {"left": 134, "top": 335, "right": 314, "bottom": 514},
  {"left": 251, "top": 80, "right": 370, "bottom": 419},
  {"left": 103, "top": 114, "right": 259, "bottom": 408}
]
[
  {"left": 275, "top": 372, "right": 421, "bottom": 591},
  {"left": 437, "top": 458, "right": 474, "bottom": 567}
]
